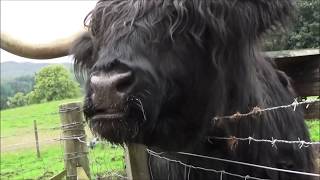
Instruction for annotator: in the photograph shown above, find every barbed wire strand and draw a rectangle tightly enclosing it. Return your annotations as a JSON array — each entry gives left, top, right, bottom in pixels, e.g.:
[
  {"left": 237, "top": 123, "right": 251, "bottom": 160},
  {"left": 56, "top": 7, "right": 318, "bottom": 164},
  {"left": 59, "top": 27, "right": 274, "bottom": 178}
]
[
  {"left": 0, "top": 128, "right": 60, "bottom": 139},
  {"left": 0, "top": 123, "right": 84, "bottom": 139},
  {"left": 59, "top": 134, "right": 87, "bottom": 144},
  {"left": 208, "top": 136, "right": 320, "bottom": 148},
  {"left": 171, "top": 151, "right": 320, "bottom": 177},
  {"left": 213, "top": 99, "right": 320, "bottom": 121},
  {"left": 2, "top": 134, "right": 87, "bottom": 150},
  {"left": 147, "top": 149, "right": 269, "bottom": 180},
  {"left": 61, "top": 121, "right": 86, "bottom": 128},
  {"left": 2, "top": 138, "right": 59, "bottom": 149},
  {"left": 2, "top": 112, "right": 59, "bottom": 121}
]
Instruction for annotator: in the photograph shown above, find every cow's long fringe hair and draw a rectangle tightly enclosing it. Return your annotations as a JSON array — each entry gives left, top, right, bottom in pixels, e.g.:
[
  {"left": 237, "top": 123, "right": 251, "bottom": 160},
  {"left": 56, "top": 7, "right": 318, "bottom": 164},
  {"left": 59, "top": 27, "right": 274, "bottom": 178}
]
[
  {"left": 86, "top": 0, "right": 293, "bottom": 44},
  {"left": 75, "top": 0, "right": 294, "bottom": 82}
]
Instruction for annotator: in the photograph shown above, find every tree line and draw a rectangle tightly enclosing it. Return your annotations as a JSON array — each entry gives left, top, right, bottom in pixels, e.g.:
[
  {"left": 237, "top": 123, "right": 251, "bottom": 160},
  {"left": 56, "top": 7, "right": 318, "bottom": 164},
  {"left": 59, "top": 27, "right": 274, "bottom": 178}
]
[
  {"left": 264, "top": 0, "right": 319, "bottom": 51},
  {"left": 1, "top": 65, "right": 81, "bottom": 109}
]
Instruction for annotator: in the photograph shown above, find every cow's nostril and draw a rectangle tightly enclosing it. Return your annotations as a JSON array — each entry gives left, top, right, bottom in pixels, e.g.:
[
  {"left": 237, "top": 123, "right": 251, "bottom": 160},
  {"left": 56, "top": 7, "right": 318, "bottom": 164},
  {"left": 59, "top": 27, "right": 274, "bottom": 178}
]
[
  {"left": 90, "top": 71, "right": 134, "bottom": 110},
  {"left": 90, "top": 71, "right": 134, "bottom": 95}
]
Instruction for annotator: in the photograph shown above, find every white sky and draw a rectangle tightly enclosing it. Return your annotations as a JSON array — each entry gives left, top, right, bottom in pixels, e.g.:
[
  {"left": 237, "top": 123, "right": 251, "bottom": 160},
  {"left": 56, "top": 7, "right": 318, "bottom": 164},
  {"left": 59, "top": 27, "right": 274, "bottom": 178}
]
[{"left": 0, "top": 0, "right": 98, "bottom": 63}]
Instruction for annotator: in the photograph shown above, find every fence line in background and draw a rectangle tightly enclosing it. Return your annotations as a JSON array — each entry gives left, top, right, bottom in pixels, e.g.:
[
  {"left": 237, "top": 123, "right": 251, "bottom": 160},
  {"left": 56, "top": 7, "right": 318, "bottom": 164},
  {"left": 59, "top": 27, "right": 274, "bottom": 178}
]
[
  {"left": 6, "top": 131, "right": 314, "bottom": 151},
  {"left": 4, "top": 125, "right": 319, "bottom": 151},
  {"left": 0, "top": 127, "right": 61, "bottom": 139},
  {"left": 2, "top": 112, "right": 59, "bottom": 121}
]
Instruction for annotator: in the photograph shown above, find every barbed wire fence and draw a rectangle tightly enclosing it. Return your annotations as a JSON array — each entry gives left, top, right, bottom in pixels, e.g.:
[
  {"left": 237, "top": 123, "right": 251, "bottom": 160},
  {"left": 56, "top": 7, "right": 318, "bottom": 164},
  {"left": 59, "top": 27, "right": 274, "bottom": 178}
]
[
  {"left": 1, "top": 98, "right": 319, "bottom": 179},
  {"left": 145, "top": 98, "right": 320, "bottom": 180}
]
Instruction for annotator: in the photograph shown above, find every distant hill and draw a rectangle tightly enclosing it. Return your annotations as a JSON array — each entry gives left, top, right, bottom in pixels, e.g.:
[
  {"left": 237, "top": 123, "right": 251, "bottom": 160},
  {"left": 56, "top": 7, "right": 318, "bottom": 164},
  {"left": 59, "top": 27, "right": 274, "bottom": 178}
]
[{"left": 1, "top": 62, "right": 73, "bottom": 80}]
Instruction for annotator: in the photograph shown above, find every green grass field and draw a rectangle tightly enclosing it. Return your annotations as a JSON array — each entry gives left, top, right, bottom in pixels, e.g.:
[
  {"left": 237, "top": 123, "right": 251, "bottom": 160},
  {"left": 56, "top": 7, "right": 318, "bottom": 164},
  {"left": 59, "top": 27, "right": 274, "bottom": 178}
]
[
  {"left": 0, "top": 143, "right": 125, "bottom": 179},
  {"left": 306, "top": 120, "right": 320, "bottom": 142},
  {"left": 1, "top": 98, "right": 81, "bottom": 136},
  {"left": 1, "top": 98, "right": 125, "bottom": 179},
  {"left": 0, "top": 98, "right": 319, "bottom": 179}
]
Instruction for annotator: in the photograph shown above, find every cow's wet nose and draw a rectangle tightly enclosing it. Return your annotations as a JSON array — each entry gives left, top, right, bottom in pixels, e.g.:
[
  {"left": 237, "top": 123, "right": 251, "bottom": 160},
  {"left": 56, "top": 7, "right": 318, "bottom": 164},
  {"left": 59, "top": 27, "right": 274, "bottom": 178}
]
[{"left": 90, "top": 71, "right": 134, "bottom": 108}]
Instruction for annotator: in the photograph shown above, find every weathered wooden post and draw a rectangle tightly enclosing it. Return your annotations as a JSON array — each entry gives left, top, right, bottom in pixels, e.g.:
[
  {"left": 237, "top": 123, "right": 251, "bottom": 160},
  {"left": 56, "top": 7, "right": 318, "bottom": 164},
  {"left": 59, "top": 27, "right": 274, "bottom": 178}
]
[
  {"left": 59, "top": 102, "right": 90, "bottom": 180},
  {"left": 33, "top": 120, "right": 41, "bottom": 158},
  {"left": 125, "top": 143, "right": 150, "bottom": 180}
]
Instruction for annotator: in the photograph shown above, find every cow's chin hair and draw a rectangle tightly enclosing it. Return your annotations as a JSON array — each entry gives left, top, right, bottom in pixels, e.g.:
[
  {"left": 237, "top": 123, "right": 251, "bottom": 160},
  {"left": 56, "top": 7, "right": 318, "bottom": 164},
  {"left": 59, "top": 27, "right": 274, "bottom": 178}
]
[
  {"left": 86, "top": 102, "right": 148, "bottom": 144},
  {"left": 88, "top": 117, "right": 140, "bottom": 144},
  {"left": 84, "top": 91, "right": 161, "bottom": 144}
]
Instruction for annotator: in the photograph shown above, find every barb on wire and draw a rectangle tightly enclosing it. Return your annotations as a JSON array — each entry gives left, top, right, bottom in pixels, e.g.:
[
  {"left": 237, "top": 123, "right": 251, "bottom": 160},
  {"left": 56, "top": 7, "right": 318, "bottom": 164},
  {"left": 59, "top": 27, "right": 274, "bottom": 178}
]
[
  {"left": 208, "top": 136, "right": 320, "bottom": 149},
  {"left": 213, "top": 99, "right": 320, "bottom": 121},
  {"left": 147, "top": 149, "right": 269, "bottom": 180}
]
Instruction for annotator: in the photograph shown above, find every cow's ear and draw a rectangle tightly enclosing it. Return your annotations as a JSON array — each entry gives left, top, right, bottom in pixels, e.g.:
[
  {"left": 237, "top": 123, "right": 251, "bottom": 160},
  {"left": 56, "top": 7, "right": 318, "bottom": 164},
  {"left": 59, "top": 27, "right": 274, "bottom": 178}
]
[{"left": 70, "top": 32, "right": 95, "bottom": 80}]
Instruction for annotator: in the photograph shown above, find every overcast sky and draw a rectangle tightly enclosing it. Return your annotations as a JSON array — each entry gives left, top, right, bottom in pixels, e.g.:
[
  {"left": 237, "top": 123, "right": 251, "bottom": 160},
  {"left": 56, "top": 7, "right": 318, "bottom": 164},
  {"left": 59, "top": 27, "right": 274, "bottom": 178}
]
[{"left": 1, "top": 0, "right": 97, "bottom": 63}]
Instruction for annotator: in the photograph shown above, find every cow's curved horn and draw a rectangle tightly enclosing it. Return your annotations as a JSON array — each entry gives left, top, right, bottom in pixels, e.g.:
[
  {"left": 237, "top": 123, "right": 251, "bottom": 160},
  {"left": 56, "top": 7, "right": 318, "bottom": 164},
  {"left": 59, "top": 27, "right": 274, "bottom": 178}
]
[{"left": 0, "top": 29, "right": 87, "bottom": 59}]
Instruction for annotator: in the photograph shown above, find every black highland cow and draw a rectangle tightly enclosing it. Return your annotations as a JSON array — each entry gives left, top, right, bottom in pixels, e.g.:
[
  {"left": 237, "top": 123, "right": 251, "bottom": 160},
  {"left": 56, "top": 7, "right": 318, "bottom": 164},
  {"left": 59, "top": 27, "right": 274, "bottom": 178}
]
[{"left": 71, "top": 0, "right": 316, "bottom": 179}]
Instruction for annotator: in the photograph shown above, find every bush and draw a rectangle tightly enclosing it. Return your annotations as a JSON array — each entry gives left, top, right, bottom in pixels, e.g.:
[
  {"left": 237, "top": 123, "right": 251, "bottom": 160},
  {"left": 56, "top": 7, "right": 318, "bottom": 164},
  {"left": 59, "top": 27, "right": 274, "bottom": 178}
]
[
  {"left": 6, "top": 92, "right": 28, "bottom": 108},
  {"left": 30, "top": 65, "right": 81, "bottom": 103}
]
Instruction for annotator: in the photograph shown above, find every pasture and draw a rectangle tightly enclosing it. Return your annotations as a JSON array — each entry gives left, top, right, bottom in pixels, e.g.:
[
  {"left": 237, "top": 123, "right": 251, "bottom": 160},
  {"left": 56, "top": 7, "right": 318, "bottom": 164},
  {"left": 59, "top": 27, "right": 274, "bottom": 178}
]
[
  {"left": 0, "top": 98, "right": 319, "bottom": 179},
  {"left": 0, "top": 98, "right": 125, "bottom": 179}
]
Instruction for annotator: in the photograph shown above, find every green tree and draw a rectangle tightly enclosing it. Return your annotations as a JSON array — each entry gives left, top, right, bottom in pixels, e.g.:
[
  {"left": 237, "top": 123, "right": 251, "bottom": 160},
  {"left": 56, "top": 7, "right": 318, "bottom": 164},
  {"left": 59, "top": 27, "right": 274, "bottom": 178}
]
[
  {"left": 25, "top": 91, "right": 38, "bottom": 105},
  {"left": 286, "top": 0, "right": 320, "bottom": 49},
  {"left": 264, "top": 0, "right": 319, "bottom": 50},
  {"left": 31, "top": 65, "right": 81, "bottom": 102},
  {"left": 6, "top": 92, "right": 27, "bottom": 108}
]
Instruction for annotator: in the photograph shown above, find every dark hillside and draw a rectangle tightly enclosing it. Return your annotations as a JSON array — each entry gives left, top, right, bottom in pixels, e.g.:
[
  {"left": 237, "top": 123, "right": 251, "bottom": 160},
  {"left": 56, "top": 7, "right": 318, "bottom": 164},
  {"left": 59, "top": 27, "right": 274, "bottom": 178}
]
[{"left": 1, "top": 62, "right": 72, "bottom": 81}]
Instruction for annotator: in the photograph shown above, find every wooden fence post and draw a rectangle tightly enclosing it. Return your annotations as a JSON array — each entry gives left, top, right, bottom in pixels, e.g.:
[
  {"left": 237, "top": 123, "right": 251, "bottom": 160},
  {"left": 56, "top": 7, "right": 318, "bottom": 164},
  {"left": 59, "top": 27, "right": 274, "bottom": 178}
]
[
  {"left": 59, "top": 102, "right": 90, "bottom": 180},
  {"left": 125, "top": 143, "right": 150, "bottom": 180},
  {"left": 33, "top": 120, "right": 41, "bottom": 158}
]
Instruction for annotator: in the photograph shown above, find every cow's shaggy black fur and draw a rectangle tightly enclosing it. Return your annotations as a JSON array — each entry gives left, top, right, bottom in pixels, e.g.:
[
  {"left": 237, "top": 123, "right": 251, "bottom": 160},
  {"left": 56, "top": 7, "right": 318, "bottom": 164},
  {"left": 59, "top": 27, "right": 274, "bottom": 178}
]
[{"left": 71, "top": 0, "right": 316, "bottom": 179}]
